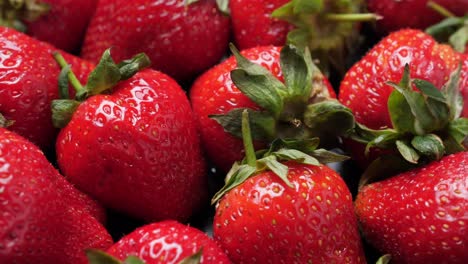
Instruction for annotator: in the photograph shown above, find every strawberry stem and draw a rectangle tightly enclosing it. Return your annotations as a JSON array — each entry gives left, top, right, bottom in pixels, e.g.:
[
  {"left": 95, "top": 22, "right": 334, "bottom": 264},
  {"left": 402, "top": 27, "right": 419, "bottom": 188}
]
[
  {"left": 242, "top": 110, "right": 257, "bottom": 167},
  {"left": 427, "top": 1, "right": 455, "bottom": 18},
  {"left": 324, "top": 13, "right": 382, "bottom": 22},
  {"left": 52, "top": 52, "right": 87, "bottom": 100}
]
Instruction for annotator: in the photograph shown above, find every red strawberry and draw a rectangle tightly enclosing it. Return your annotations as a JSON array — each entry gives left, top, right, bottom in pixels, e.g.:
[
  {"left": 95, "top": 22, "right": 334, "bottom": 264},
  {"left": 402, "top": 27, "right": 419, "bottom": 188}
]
[
  {"left": 461, "top": 55, "right": 468, "bottom": 117},
  {"left": 0, "top": 26, "right": 94, "bottom": 152},
  {"left": 0, "top": 127, "right": 112, "bottom": 264},
  {"left": 367, "top": 0, "right": 467, "bottom": 34},
  {"left": 212, "top": 110, "right": 364, "bottom": 263},
  {"left": 190, "top": 45, "right": 339, "bottom": 172},
  {"left": 54, "top": 50, "right": 207, "bottom": 222},
  {"left": 87, "top": 220, "right": 230, "bottom": 264},
  {"left": 81, "top": 0, "right": 230, "bottom": 82},
  {"left": 355, "top": 151, "right": 468, "bottom": 263}
]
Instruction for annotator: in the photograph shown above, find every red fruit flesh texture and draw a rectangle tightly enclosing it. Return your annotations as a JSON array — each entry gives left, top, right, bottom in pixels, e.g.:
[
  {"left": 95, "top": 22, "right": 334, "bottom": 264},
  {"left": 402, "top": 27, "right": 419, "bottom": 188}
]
[
  {"left": 339, "top": 29, "right": 462, "bottom": 131},
  {"left": 107, "top": 220, "right": 230, "bottom": 264},
  {"left": 0, "top": 26, "right": 94, "bottom": 152},
  {"left": 57, "top": 69, "right": 207, "bottom": 222},
  {"left": 213, "top": 162, "right": 365, "bottom": 263},
  {"left": 81, "top": 0, "right": 230, "bottom": 82},
  {"left": 230, "top": 0, "right": 293, "bottom": 50},
  {"left": 190, "top": 45, "right": 336, "bottom": 172},
  {"left": 355, "top": 152, "right": 468, "bottom": 264},
  {"left": 25, "top": 0, "right": 98, "bottom": 53},
  {"left": 0, "top": 128, "right": 113, "bottom": 264},
  {"left": 367, "top": 0, "right": 468, "bottom": 34}
]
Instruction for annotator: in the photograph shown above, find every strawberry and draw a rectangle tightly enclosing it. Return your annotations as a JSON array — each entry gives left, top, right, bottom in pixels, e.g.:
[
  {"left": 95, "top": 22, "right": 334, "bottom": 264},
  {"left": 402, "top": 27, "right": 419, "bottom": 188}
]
[
  {"left": 53, "top": 50, "right": 207, "bottom": 222},
  {"left": 212, "top": 110, "right": 364, "bottom": 263},
  {"left": 0, "top": 127, "right": 113, "bottom": 264},
  {"left": 190, "top": 45, "right": 343, "bottom": 172},
  {"left": 367, "top": 0, "right": 467, "bottom": 34},
  {"left": 462, "top": 55, "right": 468, "bottom": 117},
  {"left": 0, "top": 26, "right": 94, "bottom": 152},
  {"left": 86, "top": 220, "right": 230, "bottom": 264},
  {"left": 355, "top": 151, "right": 468, "bottom": 263},
  {"left": 81, "top": 0, "right": 230, "bottom": 82}
]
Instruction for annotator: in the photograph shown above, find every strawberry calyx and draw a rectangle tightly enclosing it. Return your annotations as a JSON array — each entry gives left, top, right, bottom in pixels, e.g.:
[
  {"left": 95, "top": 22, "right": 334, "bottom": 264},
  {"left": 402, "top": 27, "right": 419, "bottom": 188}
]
[
  {"left": 271, "top": 0, "right": 381, "bottom": 74},
  {"left": 0, "top": 113, "right": 14, "bottom": 127},
  {"left": 376, "top": 254, "right": 392, "bottom": 264},
  {"left": 51, "top": 49, "right": 151, "bottom": 128},
  {"left": 212, "top": 110, "right": 348, "bottom": 204},
  {"left": 86, "top": 248, "right": 203, "bottom": 264},
  {"left": 425, "top": 1, "right": 468, "bottom": 53},
  {"left": 210, "top": 44, "right": 355, "bottom": 149},
  {"left": 0, "top": 0, "right": 50, "bottom": 32}
]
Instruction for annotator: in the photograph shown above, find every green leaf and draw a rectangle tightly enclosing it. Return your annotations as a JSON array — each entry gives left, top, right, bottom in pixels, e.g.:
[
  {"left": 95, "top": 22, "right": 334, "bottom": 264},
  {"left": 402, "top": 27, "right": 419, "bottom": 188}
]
[
  {"left": 215, "top": 0, "right": 230, "bottom": 15},
  {"left": 85, "top": 49, "right": 121, "bottom": 97},
  {"left": 269, "top": 137, "right": 320, "bottom": 154},
  {"left": 411, "top": 134, "right": 445, "bottom": 160},
  {"left": 117, "top": 53, "right": 151, "bottom": 80},
  {"left": 309, "top": 149, "right": 349, "bottom": 164},
  {"left": 292, "top": 0, "right": 324, "bottom": 14},
  {"left": 449, "top": 23, "right": 468, "bottom": 53},
  {"left": 388, "top": 84, "right": 417, "bottom": 134},
  {"left": 57, "top": 64, "right": 71, "bottom": 99},
  {"left": 212, "top": 164, "right": 257, "bottom": 204},
  {"left": 396, "top": 140, "right": 420, "bottom": 164},
  {"left": 303, "top": 100, "right": 355, "bottom": 136},
  {"left": 376, "top": 254, "right": 392, "bottom": 264},
  {"left": 448, "top": 117, "right": 468, "bottom": 144},
  {"left": 442, "top": 64, "right": 463, "bottom": 119},
  {"left": 426, "top": 17, "right": 463, "bottom": 36},
  {"left": 51, "top": 99, "right": 80, "bottom": 128},
  {"left": 359, "top": 155, "right": 413, "bottom": 188},
  {"left": 273, "top": 148, "right": 320, "bottom": 166},
  {"left": 280, "top": 44, "right": 313, "bottom": 99},
  {"left": 178, "top": 248, "right": 203, "bottom": 264},
  {"left": 230, "top": 44, "right": 286, "bottom": 117},
  {"left": 286, "top": 28, "right": 310, "bottom": 47},
  {"left": 209, "top": 108, "right": 276, "bottom": 141},
  {"left": 271, "top": 1, "right": 295, "bottom": 19},
  {"left": 412, "top": 79, "right": 446, "bottom": 103},
  {"left": 257, "top": 155, "right": 293, "bottom": 187},
  {"left": 86, "top": 249, "right": 123, "bottom": 264},
  {"left": 0, "top": 113, "right": 14, "bottom": 128},
  {"left": 184, "top": 0, "right": 199, "bottom": 5},
  {"left": 124, "top": 256, "right": 145, "bottom": 264}
]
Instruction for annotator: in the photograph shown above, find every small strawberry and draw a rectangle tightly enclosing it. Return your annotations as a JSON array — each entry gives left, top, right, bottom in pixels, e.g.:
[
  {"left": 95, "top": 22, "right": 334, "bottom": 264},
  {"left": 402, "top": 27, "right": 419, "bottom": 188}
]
[
  {"left": 53, "top": 50, "right": 207, "bottom": 222},
  {"left": 0, "top": 0, "right": 98, "bottom": 53},
  {"left": 367, "top": 0, "right": 467, "bottom": 34},
  {"left": 81, "top": 0, "right": 230, "bottom": 82},
  {"left": 212, "top": 110, "right": 364, "bottom": 263},
  {"left": 86, "top": 220, "right": 230, "bottom": 264},
  {"left": 0, "top": 26, "right": 94, "bottom": 152},
  {"left": 190, "top": 44, "right": 345, "bottom": 172},
  {"left": 355, "top": 151, "right": 468, "bottom": 263},
  {"left": 0, "top": 127, "right": 113, "bottom": 264}
]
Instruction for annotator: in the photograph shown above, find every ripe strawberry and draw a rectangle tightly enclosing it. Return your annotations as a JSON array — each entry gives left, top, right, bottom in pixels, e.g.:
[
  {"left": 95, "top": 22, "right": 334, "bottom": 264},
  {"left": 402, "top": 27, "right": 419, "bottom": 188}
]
[
  {"left": 462, "top": 55, "right": 468, "bottom": 117},
  {"left": 355, "top": 151, "right": 468, "bottom": 263},
  {"left": 0, "top": 127, "right": 112, "bottom": 264},
  {"left": 81, "top": 0, "right": 230, "bottom": 82},
  {"left": 212, "top": 110, "right": 364, "bottom": 263},
  {"left": 54, "top": 50, "right": 207, "bottom": 222},
  {"left": 0, "top": 26, "right": 94, "bottom": 152},
  {"left": 367, "top": 0, "right": 467, "bottom": 34},
  {"left": 86, "top": 220, "right": 230, "bottom": 264},
  {"left": 190, "top": 45, "right": 341, "bottom": 172}
]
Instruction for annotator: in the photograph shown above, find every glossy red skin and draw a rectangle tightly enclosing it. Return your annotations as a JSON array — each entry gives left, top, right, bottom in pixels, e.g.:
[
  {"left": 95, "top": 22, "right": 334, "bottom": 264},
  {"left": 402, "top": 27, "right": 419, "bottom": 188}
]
[
  {"left": 0, "top": 26, "right": 94, "bottom": 152},
  {"left": 230, "top": 0, "right": 293, "bottom": 50},
  {"left": 0, "top": 128, "right": 112, "bottom": 264},
  {"left": 355, "top": 152, "right": 468, "bottom": 263},
  {"left": 190, "top": 46, "right": 336, "bottom": 172},
  {"left": 213, "top": 162, "right": 365, "bottom": 263},
  {"left": 367, "top": 0, "right": 467, "bottom": 34},
  {"left": 107, "top": 220, "right": 230, "bottom": 264},
  {"left": 57, "top": 70, "right": 207, "bottom": 222},
  {"left": 81, "top": 0, "right": 230, "bottom": 81},
  {"left": 461, "top": 54, "right": 468, "bottom": 118},
  {"left": 25, "top": 0, "right": 98, "bottom": 53}
]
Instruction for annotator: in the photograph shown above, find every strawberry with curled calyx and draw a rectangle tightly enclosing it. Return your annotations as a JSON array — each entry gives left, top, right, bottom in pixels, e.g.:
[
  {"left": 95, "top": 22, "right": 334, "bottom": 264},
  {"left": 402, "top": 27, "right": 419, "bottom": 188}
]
[
  {"left": 212, "top": 110, "right": 365, "bottom": 263},
  {"left": 191, "top": 44, "right": 356, "bottom": 172},
  {"left": 53, "top": 49, "right": 207, "bottom": 222}
]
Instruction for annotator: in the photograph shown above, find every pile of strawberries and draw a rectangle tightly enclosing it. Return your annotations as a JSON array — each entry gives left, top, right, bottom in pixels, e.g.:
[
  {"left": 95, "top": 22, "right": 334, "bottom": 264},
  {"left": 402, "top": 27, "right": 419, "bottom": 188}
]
[{"left": 0, "top": 0, "right": 467, "bottom": 264}]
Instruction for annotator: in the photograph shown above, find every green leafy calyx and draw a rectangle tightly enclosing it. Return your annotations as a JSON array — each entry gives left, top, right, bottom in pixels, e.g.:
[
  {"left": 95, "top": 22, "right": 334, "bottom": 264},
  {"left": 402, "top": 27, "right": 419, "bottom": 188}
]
[
  {"left": 86, "top": 249, "right": 145, "bottom": 264},
  {"left": 0, "top": 0, "right": 50, "bottom": 32}
]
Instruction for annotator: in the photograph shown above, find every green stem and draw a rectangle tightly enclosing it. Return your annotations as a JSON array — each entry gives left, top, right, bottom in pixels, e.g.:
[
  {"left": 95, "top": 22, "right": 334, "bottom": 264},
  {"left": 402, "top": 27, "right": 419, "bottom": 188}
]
[
  {"left": 324, "top": 13, "right": 382, "bottom": 22},
  {"left": 52, "top": 52, "right": 87, "bottom": 100},
  {"left": 427, "top": 1, "right": 455, "bottom": 18},
  {"left": 241, "top": 110, "right": 257, "bottom": 167}
]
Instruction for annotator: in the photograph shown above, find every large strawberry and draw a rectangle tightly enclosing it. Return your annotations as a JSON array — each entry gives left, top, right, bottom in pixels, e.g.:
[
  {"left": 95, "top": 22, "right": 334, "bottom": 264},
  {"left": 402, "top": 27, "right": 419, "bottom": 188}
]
[
  {"left": 86, "top": 220, "right": 230, "bottom": 264},
  {"left": 190, "top": 45, "right": 348, "bottom": 172},
  {"left": 367, "top": 0, "right": 467, "bottom": 34},
  {"left": 54, "top": 50, "right": 207, "bottom": 222},
  {"left": 81, "top": 0, "right": 230, "bottom": 82},
  {"left": 212, "top": 110, "right": 364, "bottom": 263},
  {"left": 355, "top": 151, "right": 468, "bottom": 263},
  {"left": 0, "top": 26, "right": 94, "bottom": 152},
  {"left": 0, "top": 0, "right": 98, "bottom": 53},
  {"left": 0, "top": 127, "right": 113, "bottom": 264}
]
